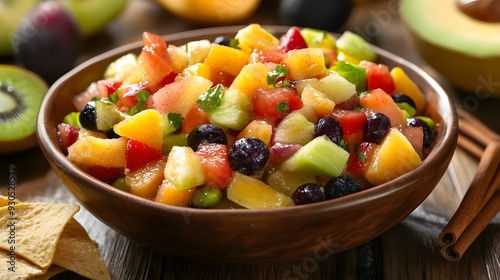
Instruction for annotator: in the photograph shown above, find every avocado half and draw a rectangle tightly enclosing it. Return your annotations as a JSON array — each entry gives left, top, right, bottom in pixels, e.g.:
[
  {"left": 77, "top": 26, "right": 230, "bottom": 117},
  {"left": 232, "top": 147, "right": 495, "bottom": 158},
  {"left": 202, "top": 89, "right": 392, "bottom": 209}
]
[{"left": 400, "top": 0, "right": 500, "bottom": 97}]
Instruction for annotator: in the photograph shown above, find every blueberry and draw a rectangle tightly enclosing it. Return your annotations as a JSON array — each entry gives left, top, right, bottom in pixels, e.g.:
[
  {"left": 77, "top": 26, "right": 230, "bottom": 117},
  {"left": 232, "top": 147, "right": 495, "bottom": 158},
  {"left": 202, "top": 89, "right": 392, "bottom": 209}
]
[
  {"left": 212, "top": 36, "right": 233, "bottom": 46},
  {"left": 292, "top": 183, "right": 326, "bottom": 205},
  {"left": 324, "top": 176, "right": 362, "bottom": 199},
  {"left": 364, "top": 113, "right": 390, "bottom": 143},
  {"left": 392, "top": 93, "right": 416, "bottom": 109},
  {"left": 314, "top": 117, "right": 343, "bottom": 145},
  {"left": 228, "top": 137, "right": 269, "bottom": 176},
  {"left": 79, "top": 101, "right": 97, "bottom": 131},
  {"left": 187, "top": 124, "right": 227, "bottom": 151}
]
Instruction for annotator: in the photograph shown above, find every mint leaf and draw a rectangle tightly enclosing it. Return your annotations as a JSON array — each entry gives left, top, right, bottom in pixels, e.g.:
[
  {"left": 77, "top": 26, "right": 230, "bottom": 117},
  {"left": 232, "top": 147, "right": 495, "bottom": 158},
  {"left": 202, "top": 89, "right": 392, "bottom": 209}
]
[
  {"left": 197, "top": 84, "right": 225, "bottom": 112},
  {"left": 276, "top": 102, "right": 290, "bottom": 114},
  {"left": 167, "top": 112, "right": 184, "bottom": 130},
  {"left": 339, "top": 138, "right": 350, "bottom": 153},
  {"left": 229, "top": 38, "right": 240, "bottom": 49},
  {"left": 128, "top": 90, "right": 150, "bottom": 115},
  {"left": 267, "top": 65, "right": 291, "bottom": 87}
]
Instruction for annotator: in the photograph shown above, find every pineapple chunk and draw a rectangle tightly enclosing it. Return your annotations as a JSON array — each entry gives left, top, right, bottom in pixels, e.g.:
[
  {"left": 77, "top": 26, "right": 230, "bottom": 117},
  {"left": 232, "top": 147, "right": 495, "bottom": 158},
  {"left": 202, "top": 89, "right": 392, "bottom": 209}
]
[
  {"left": 227, "top": 172, "right": 294, "bottom": 209},
  {"left": 230, "top": 62, "right": 272, "bottom": 98},
  {"left": 295, "top": 72, "right": 356, "bottom": 104},
  {"left": 167, "top": 44, "right": 189, "bottom": 73},
  {"left": 234, "top": 24, "right": 280, "bottom": 54},
  {"left": 113, "top": 109, "right": 163, "bottom": 151},
  {"left": 273, "top": 112, "right": 315, "bottom": 145},
  {"left": 301, "top": 85, "right": 336, "bottom": 118},
  {"left": 203, "top": 44, "right": 249, "bottom": 77},
  {"left": 266, "top": 169, "right": 318, "bottom": 197},
  {"left": 364, "top": 128, "right": 422, "bottom": 185},
  {"left": 164, "top": 146, "right": 206, "bottom": 190},
  {"left": 68, "top": 136, "right": 126, "bottom": 168},
  {"left": 282, "top": 48, "right": 328, "bottom": 80},
  {"left": 181, "top": 39, "right": 211, "bottom": 65},
  {"left": 126, "top": 157, "right": 167, "bottom": 199}
]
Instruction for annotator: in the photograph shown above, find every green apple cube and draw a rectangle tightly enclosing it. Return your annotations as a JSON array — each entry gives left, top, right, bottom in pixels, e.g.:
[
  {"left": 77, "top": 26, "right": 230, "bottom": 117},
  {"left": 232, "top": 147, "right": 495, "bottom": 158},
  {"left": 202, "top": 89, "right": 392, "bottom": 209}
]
[
  {"left": 164, "top": 146, "right": 206, "bottom": 190},
  {"left": 281, "top": 135, "right": 349, "bottom": 177},
  {"left": 295, "top": 72, "right": 356, "bottom": 104}
]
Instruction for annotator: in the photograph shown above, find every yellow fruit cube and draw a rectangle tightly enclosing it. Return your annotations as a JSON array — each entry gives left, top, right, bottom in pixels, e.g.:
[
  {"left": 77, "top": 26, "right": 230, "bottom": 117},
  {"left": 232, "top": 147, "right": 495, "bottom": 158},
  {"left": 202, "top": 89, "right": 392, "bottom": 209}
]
[
  {"left": 301, "top": 85, "right": 336, "bottom": 118},
  {"left": 67, "top": 136, "right": 126, "bottom": 168},
  {"left": 365, "top": 128, "right": 422, "bottom": 185},
  {"left": 282, "top": 48, "right": 328, "bottom": 81},
  {"left": 180, "top": 62, "right": 213, "bottom": 80},
  {"left": 203, "top": 44, "right": 249, "bottom": 77},
  {"left": 230, "top": 62, "right": 272, "bottom": 98},
  {"left": 164, "top": 146, "right": 206, "bottom": 190},
  {"left": 113, "top": 109, "right": 163, "bottom": 151},
  {"left": 234, "top": 24, "right": 280, "bottom": 54},
  {"left": 390, "top": 67, "right": 427, "bottom": 115},
  {"left": 155, "top": 179, "right": 195, "bottom": 206},
  {"left": 236, "top": 120, "right": 273, "bottom": 146},
  {"left": 125, "top": 157, "right": 167, "bottom": 199},
  {"left": 227, "top": 172, "right": 294, "bottom": 209}
]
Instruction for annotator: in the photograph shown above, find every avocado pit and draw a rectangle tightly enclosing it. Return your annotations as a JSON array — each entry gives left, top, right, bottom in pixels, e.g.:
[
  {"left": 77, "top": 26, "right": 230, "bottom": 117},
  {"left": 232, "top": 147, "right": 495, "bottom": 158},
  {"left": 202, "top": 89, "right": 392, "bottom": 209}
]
[{"left": 458, "top": 0, "right": 500, "bottom": 23}]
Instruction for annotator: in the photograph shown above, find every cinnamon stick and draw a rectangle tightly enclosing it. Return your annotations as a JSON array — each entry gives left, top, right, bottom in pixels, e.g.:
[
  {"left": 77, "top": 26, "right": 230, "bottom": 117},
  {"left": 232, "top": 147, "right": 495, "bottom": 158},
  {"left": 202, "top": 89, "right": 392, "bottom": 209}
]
[
  {"left": 437, "top": 141, "right": 500, "bottom": 248},
  {"left": 441, "top": 191, "right": 500, "bottom": 261},
  {"left": 457, "top": 109, "right": 500, "bottom": 144},
  {"left": 457, "top": 134, "right": 484, "bottom": 160}
]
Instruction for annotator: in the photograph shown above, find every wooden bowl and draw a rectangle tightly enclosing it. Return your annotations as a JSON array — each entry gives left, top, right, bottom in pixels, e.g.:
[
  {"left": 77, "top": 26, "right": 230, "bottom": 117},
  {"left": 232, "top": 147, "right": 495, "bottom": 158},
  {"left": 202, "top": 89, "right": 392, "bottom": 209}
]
[{"left": 37, "top": 26, "right": 458, "bottom": 264}]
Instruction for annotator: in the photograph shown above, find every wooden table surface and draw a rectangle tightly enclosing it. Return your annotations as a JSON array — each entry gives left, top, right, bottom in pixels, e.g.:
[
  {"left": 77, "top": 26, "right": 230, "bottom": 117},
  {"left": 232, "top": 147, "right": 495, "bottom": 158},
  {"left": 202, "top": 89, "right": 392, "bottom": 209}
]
[{"left": 1, "top": 0, "right": 500, "bottom": 279}]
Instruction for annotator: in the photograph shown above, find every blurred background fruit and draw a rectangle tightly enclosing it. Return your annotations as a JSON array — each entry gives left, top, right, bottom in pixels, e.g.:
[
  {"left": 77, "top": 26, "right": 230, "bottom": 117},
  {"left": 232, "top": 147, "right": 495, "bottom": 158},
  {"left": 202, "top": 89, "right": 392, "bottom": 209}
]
[
  {"left": 155, "top": 0, "right": 261, "bottom": 25},
  {"left": 0, "top": 0, "right": 40, "bottom": 56},
  {"left": 279, "top": 0, "right": 354, "bottom": 31},
  {"left": 13, "top": 1, "right": 81, "bottom": 84}
]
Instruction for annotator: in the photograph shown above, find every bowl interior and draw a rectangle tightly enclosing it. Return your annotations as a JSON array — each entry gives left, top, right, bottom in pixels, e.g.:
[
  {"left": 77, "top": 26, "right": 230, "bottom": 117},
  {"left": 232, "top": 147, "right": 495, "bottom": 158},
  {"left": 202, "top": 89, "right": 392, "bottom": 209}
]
[{"left": 36, "top": 26, "right": 458, "bottom": 263}]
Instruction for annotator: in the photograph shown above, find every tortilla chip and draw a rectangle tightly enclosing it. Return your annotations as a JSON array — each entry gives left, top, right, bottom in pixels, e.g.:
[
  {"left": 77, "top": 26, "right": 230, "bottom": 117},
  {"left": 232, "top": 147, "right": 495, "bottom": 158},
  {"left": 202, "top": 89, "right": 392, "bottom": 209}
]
[
  {"left": 0, "top": 202, "right": 80, "bottom": 269},
  {"left": 0, "top": 249, "right": 47, "bottom": 279},
  {"left": 53, "top": 218, "right": 111, "bottom": 280}
]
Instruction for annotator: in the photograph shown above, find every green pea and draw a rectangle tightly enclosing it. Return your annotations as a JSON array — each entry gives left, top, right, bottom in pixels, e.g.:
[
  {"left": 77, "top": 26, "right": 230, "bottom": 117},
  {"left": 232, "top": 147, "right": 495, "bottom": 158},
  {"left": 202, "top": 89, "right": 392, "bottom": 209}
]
[{"left": 192, "top": 186, "right": 222, "bottom": 208}]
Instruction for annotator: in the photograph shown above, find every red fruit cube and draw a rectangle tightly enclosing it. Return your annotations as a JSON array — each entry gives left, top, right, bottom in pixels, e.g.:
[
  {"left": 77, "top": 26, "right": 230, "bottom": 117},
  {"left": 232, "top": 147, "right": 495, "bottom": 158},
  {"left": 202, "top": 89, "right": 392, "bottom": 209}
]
[
  {"left": 83, "top": 165, "right": 123, "bottom": 183},
  {"left": 126, "top": 139, "right": 165, "bottom": 172},
  {"left": 57, "top": 123, "right": 80, "bottom": 154},
  {"left": 359, "top": 60, "right": 395, "bottom": 95},
  {"left": 196, "top": 143, "right": 232, "bottom": 189},
  {"left": 252, "top": 87, "right": 303, "bottom": 125},
  {"left": 345, "top": 141, "right": 377, "bottom": 178},
  {"left": 278, "top": 26, "right": 308, "bottom": 52}
]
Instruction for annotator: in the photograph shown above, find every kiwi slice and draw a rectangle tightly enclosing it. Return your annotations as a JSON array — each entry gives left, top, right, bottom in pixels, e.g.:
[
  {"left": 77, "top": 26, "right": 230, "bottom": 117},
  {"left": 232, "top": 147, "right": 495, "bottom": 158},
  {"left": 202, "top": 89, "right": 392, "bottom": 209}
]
[{"left": 0, "top": 65, "right": 48, "bottom": 154}]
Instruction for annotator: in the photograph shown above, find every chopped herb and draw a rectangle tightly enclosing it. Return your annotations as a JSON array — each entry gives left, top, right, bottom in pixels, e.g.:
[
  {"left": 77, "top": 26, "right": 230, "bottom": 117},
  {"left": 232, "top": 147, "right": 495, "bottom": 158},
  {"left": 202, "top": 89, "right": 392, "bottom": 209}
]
[
  {"left": 354, "top": 144, "right": 366, "bottom": 163},
  {"left": 128, "top": 90, "right": 150, "bottom": 115},
  {"left": 101, "top": 91, "right": 120, "bottom": 104},
  {"left": 339, "top": 138, "right": 350, "bottom": 152},
  {"left": 229, "top": 38, "right": 240, "bottom": 49},
  {"left": 267, "top": 65, "right": 291, "bottom": 87},
  {"left": 276, "top": 102, "right": 290, "bottom": 114},
  {"left": 197, "top": 84, "right": 225, "bottom": 112},
  {"left": 167, "top": 113, "right": 184, "bottom": 130}
]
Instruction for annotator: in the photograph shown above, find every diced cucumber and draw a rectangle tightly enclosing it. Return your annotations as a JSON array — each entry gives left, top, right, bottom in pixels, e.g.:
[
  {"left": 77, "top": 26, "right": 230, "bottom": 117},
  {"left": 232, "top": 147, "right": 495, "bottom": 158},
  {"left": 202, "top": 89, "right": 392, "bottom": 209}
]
[
  {"left": 300, "top": 28, "right": 336, "bottom": 50},
  {"left": 208, "top": 88, "right": 252, "bottom": 131},
  {"left": 331, "top": 61, "right": 367, "bottom": 93},
  {"left": 336, "top": 31, "right": 377, "bottom": 63},
  {"left": 281, "top": 135, "right": 349, "bottom": 177},
  {"left": 162, "top": 133, "right": 188, "bottom": 154}
]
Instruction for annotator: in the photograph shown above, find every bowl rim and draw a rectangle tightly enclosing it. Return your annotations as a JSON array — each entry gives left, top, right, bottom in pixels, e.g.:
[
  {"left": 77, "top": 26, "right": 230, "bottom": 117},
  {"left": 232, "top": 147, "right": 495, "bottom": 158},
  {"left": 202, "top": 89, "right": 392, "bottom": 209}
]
[{"left": 37, "top": 25, "right": 458, "bottom": 217}]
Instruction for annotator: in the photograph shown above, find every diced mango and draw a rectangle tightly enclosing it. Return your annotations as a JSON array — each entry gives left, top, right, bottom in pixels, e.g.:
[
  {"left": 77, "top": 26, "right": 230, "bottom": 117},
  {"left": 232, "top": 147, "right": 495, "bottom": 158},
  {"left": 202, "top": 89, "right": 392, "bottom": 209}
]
[
  {"left": 227, "top": 172, "right": 294, "bottom": 209},
  {"left": 155, "top": 179, "right": 195, "bottom": 206},
  {"left": 203, "top": 44, "right": 249, "bottom": 77},
  {"left": 236, "top": 120, "right": 273, "bottom": 146},
  {"left": 234, "top": 24, "right": 280, "bottom": 54},
  {"left": 282, "top": 48, "right": 328, "bottom": 80},
  {"left": 364, "top": 128, "right": 422, "bottom": 185},
  {"left": 126, "top": 157, "right": 167, "bottom": 199},
  {"left": 390, "top": 67, "right": 427, "bottom": 115},
  {"left": 230, "top": 62, "right": 271, "bottom": 98},
  {"left": 180, "top": 63, "right": 213, "bottom": 81},
  {"left": 68, "top": 136, "right": 127, "bottom": 168},
  {"left": 113, "top": 109, "right": 163, "bottom": 151}
]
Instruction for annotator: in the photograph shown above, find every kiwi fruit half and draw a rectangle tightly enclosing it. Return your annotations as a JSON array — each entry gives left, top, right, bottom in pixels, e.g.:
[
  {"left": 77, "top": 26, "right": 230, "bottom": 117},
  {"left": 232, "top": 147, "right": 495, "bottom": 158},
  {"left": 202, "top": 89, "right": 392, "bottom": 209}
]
[{"left": 0, "top": 65, "right": 48, "bottom": 154}]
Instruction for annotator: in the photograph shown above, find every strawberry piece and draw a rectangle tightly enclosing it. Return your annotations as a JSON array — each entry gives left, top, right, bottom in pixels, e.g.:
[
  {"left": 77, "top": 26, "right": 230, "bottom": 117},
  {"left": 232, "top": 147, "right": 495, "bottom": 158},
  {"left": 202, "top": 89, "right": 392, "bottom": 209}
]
[
  {"left": 278, "top": 26, "right": 308, "bottom": 52},
  {"left": 98, "top": 78, "right": 122, "bottom": 97},
  {"left": 125, "top": 139, "right": 165, "bottom": 172},
  {"left": 83, "top": 165, "right": 123, "bottom": 183},
  {"left": 57, "top": 123, "right": 80, "bottom": 154},
  {"left": 195, "top": 143, "right": 232, "bottom": 189}
]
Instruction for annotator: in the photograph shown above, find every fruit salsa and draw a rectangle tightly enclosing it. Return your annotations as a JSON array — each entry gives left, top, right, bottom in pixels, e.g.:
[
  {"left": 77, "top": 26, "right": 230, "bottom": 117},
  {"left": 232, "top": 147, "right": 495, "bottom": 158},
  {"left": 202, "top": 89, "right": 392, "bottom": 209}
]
[{"left": 57, "top": 24, "right": 436, "bottom": 209}]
